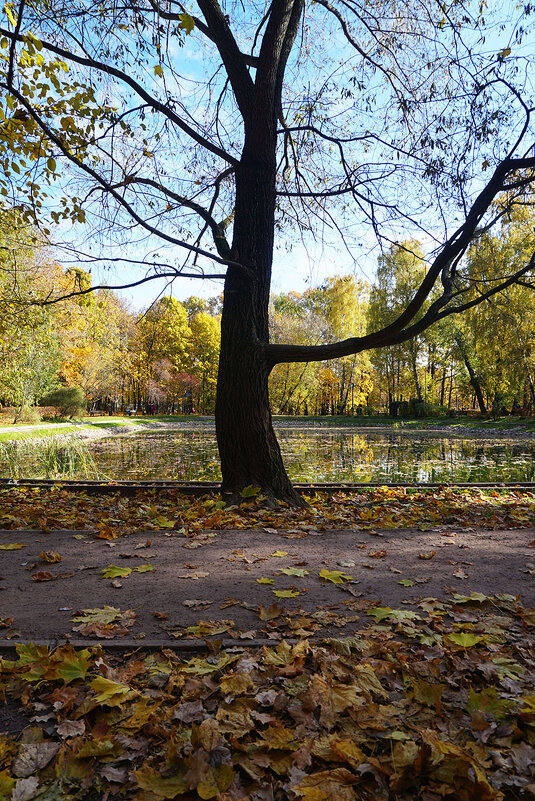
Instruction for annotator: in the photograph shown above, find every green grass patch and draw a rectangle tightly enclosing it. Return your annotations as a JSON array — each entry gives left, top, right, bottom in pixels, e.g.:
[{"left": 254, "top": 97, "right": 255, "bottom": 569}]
[
  {"left": 81, "top": 414, "right": 213, "bottom": 425},
  {"left": 0, "top": 428, "right": 80, "bottom": 443}
]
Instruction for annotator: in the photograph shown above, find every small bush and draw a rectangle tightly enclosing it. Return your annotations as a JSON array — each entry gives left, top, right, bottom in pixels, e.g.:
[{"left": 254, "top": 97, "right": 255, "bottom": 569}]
[
  {"left": 410, "top": 400, "right": 448, "bottom": 418},
  {"left": 42, "top": 387, "right": 86, "bottom": 418},
  {"left": 17, "top": 406, "right": 41, "bottom": 425}
]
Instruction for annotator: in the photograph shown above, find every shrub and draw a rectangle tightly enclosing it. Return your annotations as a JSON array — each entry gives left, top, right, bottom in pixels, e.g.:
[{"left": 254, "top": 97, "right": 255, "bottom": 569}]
[
  {"left": 410, "top": 400, "right": 448, "bottom": 418},
  {"left": 41, "top": 387, "right": 86, "bottom": 418},
  {"left": 17, "top": 406, "right": 41, "bottom": 425}
]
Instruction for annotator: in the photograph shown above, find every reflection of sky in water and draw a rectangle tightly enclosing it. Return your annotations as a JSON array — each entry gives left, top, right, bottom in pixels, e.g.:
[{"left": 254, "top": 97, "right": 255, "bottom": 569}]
[{"left": 82, "top": 430, "right": 535, "bottom": 482}]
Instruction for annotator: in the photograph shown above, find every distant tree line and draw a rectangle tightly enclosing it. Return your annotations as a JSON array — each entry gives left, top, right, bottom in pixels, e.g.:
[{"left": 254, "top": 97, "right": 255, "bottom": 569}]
[
  {"left": 0, "top": 212, "right": 221, "bottom": 419},
  {"left": 1, "top": 207, "right": 534, "bottom": 420}
]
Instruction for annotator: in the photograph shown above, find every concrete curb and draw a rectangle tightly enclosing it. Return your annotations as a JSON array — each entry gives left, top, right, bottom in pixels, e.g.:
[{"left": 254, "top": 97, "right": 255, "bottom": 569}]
[{"left": 0, "top": 637, "right": 299, "bottom": 656}]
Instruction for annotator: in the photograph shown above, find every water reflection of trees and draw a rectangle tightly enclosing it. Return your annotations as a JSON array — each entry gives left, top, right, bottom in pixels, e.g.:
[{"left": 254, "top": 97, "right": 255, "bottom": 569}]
[{"left": 6, "top": 430, "right": 535, "bottom": 483}]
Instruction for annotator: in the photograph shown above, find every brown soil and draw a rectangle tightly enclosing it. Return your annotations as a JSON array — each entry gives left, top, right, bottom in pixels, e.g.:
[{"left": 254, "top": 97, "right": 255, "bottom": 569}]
[{"left": 1, "top": 525, "right": 533, "bottom": 644}]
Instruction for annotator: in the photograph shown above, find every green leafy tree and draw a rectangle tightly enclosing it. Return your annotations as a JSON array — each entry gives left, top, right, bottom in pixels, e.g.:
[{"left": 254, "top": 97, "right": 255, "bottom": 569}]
[
  {"left": 0, "top": 212, "right": 61, "bottom": 418},
  {"left": 463, "top": 204, "right": 535, "bottom": 412},
  {"left": 368, "top": 242, "right": 428, "bottom": 410},
  {"left": 188, "top": 311, "right": 220, "bottom": 413}
]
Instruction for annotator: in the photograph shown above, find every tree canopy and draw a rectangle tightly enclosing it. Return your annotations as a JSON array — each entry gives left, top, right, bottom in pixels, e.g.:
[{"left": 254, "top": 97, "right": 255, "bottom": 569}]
[{"left": 1, "top": 0, "right": 535, "bottom": 502}]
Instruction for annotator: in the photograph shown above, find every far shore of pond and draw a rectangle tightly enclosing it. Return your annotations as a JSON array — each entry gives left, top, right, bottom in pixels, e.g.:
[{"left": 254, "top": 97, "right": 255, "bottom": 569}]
[{"left": 0, "top": 413, "right": 535, "bottom": 444}]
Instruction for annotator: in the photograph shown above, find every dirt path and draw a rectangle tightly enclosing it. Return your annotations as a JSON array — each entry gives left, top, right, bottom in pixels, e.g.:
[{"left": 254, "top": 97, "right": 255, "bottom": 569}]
[{"left": 1, "top": 525, "right": 533, "bottom": 644}]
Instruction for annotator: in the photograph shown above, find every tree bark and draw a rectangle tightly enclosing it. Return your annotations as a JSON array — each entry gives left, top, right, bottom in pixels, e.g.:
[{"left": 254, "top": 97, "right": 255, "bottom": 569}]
[
  {"left": 215, "top": 135, "right": 305, "bottom": 506},
  {"left": 409, "top": 339, "right": 422, "bottom": 400},
  {"left": 456, "top": 339, "right": 486, "bottom": 413},
  {"left": 527, "top": 371, "right": 535, "bottom": 409}
]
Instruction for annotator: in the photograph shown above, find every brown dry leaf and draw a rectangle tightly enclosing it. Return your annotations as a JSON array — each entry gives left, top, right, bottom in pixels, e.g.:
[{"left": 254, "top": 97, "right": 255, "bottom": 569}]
[
  {"left": 192, "top": 718, "right": 222, "bottom": 751},
  {"left": 95, "top": 525, "right": 119, "bottom": 540},
  {"left": 39, "top": 551, "right": 62, "bottom": 563},
  {"left": 11, "top": 777, "right": 40, "bottom": 801},
  {"left": 178, "top": 571, "right": 210, "bottom": 579},
  {"left": 418, "top": 551, "right": 436, "bottom": 560},
  {"left": 73, "top": 622, "right": 120, "bottom": 638},
  {"left": 12, "top": 742, "right": 60, "bottom": 778},
  {"left": 258, "top": 603, "right": 282, "bottom": 621},
  {"left": 153, "top": 610, "right": 169, "bottom": 619},
  {"left": 32, "top": 571, "right": 55, "bottom": 582},
  {"left": 453, "top": 567, "right": 469, "bottom": 579},
  {"left": 183, "top": 599, "right": 213, "bottom": 610},
  {"left": 56, "top": 719, "right": 85, "bottom": 738},
  {"left": 292, "top": 767, "right": 357, "bottom": 801}
]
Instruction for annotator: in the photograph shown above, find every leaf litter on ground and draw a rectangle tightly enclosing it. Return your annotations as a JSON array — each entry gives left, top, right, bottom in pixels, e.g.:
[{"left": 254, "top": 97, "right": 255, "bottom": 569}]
[
  {"left": 1, "top": 485, "right": 535, "bottom": 541},
  {"left": 2, "top": 486, "right": 535, "bottom": 796},
  {"left": 1, "top": 592, "right": 535, "bottom": 799}
]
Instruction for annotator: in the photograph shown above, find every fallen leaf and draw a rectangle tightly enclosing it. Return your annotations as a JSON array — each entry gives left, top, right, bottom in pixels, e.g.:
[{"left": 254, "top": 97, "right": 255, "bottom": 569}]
[
  {"left": 278, "top": 567, "right": 309, "bottom": 577},
  {"left": 183, "top": 599, "right": 213, "bottom": 609},
  {"left": 32, "top": 571, "right": 55, "bottom": 582},
  {"left": 258, "top": 603, "right": 282, "bottom": 620},
  {"left": 102, "top": 565, "right": 132, "bottom": 579},
  {"left": 446, "top": 632, "right": 483, "bottom": 647},
  {"left": 367, "top": 606, "right": 421, "bottom": 621},
  {"left": 90, "top": 675, "right": 132, "bottom": 705},
  {"left": 0, "top": 543, "right": 27, "bottom": 550},
  {"left": 453, "top": 568, "right": 469, "bottom": 579},
  {"left": 319, "top": 569, "right": 353, "bottom": 584},
  {"left": 56, "top": 719, "right": 85, "bottom": 738},
  {"left": 11, "top": 777, "right": 40, "bottom": 801},
  {"left": 418, "top": 551, "right": 436, "bottom": 560},
  {"left": 178, "top": 571, "right": 210, "bottom": 579},
  {"left": 12, "top": 742, "right": 59, "bottom": 778},
  {"left": 39, "top": 551, "right": 61, "bottom": 563}
]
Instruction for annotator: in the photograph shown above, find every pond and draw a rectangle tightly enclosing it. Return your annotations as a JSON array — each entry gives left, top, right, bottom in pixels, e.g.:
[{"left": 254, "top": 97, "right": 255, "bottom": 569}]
[
  {"left": 2, "top": 425, "right": 535, "bottom": 483},
  {"left": 80, "top": 426, "right": 535, "bottom": 483}
]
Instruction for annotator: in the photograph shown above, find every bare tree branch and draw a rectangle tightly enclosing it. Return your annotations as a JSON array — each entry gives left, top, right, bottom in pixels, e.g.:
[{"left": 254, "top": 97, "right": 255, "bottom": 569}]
[
  {"left": 265, "top": 155, "right": 535, "bottom": 365},
  {"left": 0, "top": 24, "right": 238, "bottom": 166}
]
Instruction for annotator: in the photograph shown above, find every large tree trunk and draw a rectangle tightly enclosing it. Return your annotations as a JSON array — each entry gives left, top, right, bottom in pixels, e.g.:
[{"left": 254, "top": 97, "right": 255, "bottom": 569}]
[
  {"left": 215, "top": 142, "right": 304, "bottom": 507},
  {"left": 216, "top": 313, "right": 301, "bottom": 505}
]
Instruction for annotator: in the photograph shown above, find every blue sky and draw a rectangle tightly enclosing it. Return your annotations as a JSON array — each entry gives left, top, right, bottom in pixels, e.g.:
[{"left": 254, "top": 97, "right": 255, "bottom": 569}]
[{"left": 7, "top": 0, "right": 534, "bottom": 312}]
